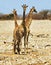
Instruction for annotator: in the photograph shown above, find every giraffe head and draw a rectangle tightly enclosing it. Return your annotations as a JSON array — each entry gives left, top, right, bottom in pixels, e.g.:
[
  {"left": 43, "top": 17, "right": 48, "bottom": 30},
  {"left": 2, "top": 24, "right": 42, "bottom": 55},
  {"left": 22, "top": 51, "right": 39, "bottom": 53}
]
[
  {"left": 30, "top": 7, "right": 37, "bottom": 13},
  {"left": 13, "top": 9, "right": 17, "bottom": 15},
  {"left": 22, "top": 4, "right": 28, "bottom": 11}
]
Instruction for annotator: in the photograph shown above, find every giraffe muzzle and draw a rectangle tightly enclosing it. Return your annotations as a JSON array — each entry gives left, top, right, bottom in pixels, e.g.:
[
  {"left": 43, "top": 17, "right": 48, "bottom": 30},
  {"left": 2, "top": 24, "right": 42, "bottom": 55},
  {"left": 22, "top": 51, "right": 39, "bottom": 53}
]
[{"left": 34, "top": 9, "right": 37, "bottom": 13}]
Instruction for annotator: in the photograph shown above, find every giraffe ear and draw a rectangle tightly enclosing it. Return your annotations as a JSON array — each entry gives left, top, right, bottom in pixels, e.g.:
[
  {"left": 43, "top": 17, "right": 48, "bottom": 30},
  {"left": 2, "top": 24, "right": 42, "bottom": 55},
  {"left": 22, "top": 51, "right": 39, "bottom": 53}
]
[{"left": 32, "top": 6, "right": 35, "bottom": 8}]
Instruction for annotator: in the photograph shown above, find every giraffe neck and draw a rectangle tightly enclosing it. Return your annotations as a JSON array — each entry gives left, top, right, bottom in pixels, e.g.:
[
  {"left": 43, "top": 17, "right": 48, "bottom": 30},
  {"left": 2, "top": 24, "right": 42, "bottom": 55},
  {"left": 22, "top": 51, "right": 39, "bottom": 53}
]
[
  {"left": 25, "top": 11, "right": 33, "bottom": 28},
  {"left": 14, "top": 13, "right": 18, "bottom": 27},
  {"left": 22, "top": 10, "right": 25, "bottom": 27}
]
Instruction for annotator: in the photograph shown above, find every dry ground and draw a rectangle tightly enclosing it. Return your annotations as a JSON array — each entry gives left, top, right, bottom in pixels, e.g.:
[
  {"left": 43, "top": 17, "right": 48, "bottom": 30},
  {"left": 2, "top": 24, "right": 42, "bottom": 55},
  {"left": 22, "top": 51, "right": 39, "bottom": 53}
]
[{"left": 0, "top": 20, "right": 51, "bottom": 65}]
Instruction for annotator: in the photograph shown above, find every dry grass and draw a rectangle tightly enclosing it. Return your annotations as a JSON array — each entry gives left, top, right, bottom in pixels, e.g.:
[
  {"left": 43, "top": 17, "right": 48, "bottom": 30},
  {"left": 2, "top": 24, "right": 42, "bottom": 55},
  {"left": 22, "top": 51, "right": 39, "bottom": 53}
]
[{"left": 0, "top": 20, "right": 51, "bottom": 65}]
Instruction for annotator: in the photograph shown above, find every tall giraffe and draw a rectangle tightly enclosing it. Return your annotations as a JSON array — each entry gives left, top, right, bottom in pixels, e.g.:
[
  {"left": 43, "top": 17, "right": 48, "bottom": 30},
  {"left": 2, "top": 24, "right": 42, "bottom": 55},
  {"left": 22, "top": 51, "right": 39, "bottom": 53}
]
[{"left": 22, "top": 4, "right": 28, "bottom": 52}]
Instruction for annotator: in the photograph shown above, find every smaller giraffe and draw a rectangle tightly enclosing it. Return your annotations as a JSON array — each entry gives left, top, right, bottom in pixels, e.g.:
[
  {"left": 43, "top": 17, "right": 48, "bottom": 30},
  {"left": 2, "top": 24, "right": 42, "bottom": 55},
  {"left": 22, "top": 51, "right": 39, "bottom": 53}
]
[{"left": 13, "top": 9, "right": 21, "bottom": 54}]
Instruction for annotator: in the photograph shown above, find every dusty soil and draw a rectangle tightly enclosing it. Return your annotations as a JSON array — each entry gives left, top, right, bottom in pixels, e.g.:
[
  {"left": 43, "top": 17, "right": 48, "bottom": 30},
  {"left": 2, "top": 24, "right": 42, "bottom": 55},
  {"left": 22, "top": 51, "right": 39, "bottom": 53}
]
[{"left": 0, "top": 20, "right": 51, "bottom": 65}]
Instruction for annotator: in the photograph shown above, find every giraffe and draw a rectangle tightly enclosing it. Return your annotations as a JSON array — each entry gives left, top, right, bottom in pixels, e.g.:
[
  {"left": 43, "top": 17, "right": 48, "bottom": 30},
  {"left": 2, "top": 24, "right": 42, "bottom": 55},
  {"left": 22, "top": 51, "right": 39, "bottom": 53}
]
[
  {"left": 13, "top": 9, "right": 21, "bottom": 54},
  {"left": 13, "top": 7, "right": 37, "bottom": 54},
  {"left": 22, "top": 7, "right": 37, "bottom": 50},
  {"left": 22, "top": 4, "right": 28, "bottom": 52}
]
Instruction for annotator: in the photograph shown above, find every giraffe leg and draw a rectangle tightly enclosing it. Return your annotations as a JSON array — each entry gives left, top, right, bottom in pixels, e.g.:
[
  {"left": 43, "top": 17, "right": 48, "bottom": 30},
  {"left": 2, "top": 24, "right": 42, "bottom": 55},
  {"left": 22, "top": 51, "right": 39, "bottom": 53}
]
[
  {"left": 27, "top": 35, "right": 28, "bottom": 49},
  {"left": 24, "top": 35, "right": 27, "bottom": 53},
  {"left": 14, "top": 42, "right": 15, "bottom": 53},
  {"left": 17, "top": 40, "right": 21, "bottom": 54},
  {"left": 14, "top": 40, "right": 17, "bottom": 54},
  {"left": 27, "top": 31, "right": 30, "bottom": 49},
  {"left": 24, "top": 32, "right": 29, "bottom": 54}
]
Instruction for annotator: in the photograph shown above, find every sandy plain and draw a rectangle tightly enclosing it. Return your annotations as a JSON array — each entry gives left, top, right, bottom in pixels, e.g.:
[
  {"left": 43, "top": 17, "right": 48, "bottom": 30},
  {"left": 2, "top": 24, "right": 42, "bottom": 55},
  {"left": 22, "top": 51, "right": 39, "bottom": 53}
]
[{"left": 0, "top": 20, "right": 51, "bottom": 65}]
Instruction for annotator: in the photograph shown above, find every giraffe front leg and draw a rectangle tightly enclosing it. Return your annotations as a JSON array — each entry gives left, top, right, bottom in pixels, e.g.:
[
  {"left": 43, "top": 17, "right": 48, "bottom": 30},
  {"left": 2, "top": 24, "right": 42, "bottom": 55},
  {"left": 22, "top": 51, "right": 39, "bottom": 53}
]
[
  {"left": 27, "top": 31, "right": 30, "bottom": 49},
  {"left": 14, "top": 43, "right": 16, "bottom": 54},
  {"left": 24, "top": 32, "right": 29, "bottom": 54},
  {"left": 14, "top": 40, "right": 17, "bottom": 54},
  {"left": 24, "top": 35, "right": 27, "bottom": 54}
]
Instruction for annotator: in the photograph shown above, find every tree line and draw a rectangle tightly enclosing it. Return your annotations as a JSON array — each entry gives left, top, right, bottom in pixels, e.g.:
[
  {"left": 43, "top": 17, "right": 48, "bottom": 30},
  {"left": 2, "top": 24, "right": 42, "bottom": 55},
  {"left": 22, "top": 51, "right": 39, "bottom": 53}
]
[{"left": 0, "top": 10, "right": 51, "bottom": 20}]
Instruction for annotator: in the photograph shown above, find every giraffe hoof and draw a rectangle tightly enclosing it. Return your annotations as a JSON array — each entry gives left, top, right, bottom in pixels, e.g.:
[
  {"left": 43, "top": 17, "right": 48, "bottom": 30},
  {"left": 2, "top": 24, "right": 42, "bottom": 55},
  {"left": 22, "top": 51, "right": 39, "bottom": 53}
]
[{"left": 14, "top": 52, "right": 17, "bottom": 54}]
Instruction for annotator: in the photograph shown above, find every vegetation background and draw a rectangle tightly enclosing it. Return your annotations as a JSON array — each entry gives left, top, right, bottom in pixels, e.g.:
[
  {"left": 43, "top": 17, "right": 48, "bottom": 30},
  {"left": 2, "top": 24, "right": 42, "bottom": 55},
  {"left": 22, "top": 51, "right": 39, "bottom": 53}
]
[{"left": 0, "top": 10, "right": 51, "bottom": 20}]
